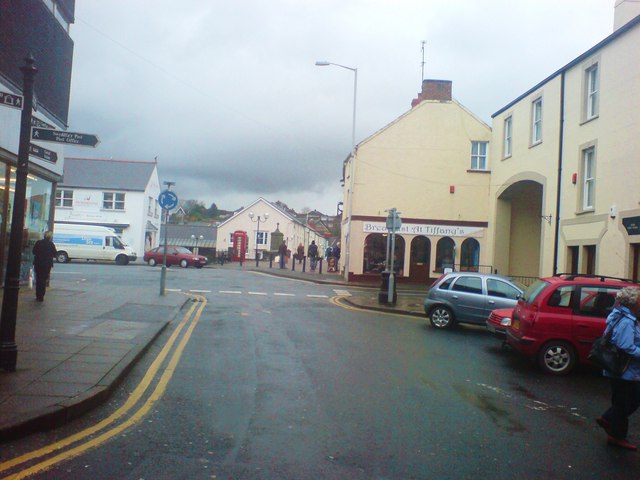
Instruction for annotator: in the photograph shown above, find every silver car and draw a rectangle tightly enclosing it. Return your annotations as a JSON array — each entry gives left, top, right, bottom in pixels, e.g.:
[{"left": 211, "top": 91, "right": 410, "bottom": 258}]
[{"left": 424, "top": 272, "right": 525, "bottom": 329}]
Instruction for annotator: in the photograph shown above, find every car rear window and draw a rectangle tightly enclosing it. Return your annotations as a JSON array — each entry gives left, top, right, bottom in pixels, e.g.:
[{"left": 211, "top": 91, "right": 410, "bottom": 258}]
[{"left": 522, "top": 280, "right": 549, "bottom": 304}]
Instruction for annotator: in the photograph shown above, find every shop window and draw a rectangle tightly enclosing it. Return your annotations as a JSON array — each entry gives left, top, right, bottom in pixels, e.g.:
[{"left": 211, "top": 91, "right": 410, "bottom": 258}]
[
  {"left": 435, "top": 237, "right": 455, "bottom": 272},
  {"left": 363, "top": 233, "right": 405, "bottom": 275},
  {"left": 460, "top": 238, "right": 480, "bottom": 271}
]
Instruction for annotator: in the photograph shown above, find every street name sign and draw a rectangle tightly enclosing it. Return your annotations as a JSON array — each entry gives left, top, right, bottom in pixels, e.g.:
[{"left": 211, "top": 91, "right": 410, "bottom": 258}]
[
  {"left": 31, "top": 127, "right": 100, "bottom": 147},
  {"left": 29, "top": 143, "right": 58, "bottom": 164},
  {"left": 0, "top": 91, "right": 23, "bottom": 110}
]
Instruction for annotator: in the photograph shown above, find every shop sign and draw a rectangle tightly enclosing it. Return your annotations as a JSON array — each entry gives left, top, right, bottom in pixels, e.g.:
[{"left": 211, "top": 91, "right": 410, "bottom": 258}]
[
  {"left": 623, "top": 216, "right": 640, "bottom": 236},
  {"left": 363, "top": 221, "right": 484, "bottom": 237}
]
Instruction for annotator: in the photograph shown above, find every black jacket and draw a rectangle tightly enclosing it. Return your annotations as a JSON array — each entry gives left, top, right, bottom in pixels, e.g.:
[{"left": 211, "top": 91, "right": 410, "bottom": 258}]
[{"left": 32, "top": 238, "right": 57, "bottom": 270}]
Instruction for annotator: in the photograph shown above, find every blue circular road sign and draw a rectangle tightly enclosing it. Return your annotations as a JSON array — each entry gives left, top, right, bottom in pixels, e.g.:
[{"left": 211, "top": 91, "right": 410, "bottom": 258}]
[{"left": 158, "top": 190, "right": 178, "bottom": 210}]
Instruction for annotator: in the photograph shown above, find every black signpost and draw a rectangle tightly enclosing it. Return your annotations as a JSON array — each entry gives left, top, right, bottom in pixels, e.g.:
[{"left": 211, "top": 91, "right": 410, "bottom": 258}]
[
  {"left": 0, "top": 90, "right": 23, "bottom": 110},
  {"left": 29, "top": 143, "right": 58, "bottom": 163}
]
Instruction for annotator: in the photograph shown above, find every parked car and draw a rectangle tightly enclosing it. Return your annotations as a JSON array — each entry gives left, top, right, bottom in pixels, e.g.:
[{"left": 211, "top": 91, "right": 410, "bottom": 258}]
[
  {"left": 424, "top": 272, "right": 525, "bottom": 329},
  {"left": 486, "top": 308, "right": 514, "bottom": 338},
  {"left": 506, "top": 274, "right": 637, "bottom": 375},
  {"left": 143, "top": 246, "right": 208, "bottom": 268}
]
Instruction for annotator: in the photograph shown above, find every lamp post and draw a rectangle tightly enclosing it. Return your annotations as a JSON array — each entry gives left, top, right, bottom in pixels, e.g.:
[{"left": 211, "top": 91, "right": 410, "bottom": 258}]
[
  {"left": 190, "top": 234, "right": 204, "bottom": 254},
  {"left": 248, "top": 211, "right": 269, "bottom": 267},
  {"left": 315, "top": 60, "right": 357, "bottom": 281}
]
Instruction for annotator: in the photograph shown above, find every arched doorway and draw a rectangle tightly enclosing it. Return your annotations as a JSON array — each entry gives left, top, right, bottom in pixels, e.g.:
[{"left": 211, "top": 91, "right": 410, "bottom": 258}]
[
  {"left": 436, "top": 237, "right": 455, "bottom": 272},
  {"left": 494, "top": 180, "right": 543, "bottom": 276},
  {"left": 409, "top": 236, "right": 430, "bottom": 282},
  {"left": 362, "top": 233, "right": 406, "bottom": 276},
  {"left": 460, "top": 238, "right": 480, "bottom": 271}
]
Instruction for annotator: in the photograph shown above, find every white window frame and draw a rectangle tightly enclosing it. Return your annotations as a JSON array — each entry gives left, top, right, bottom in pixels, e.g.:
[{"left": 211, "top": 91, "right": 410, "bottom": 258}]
[
  {"left": 256, "top": 231, "right": 268, "bottom": 246},
  {"left": 503, "top": 116, "right": 512, "bottom": 158},
  {"left": 103, "top": 192, "right": 125, "bottom": 211},
  {"left": 470, "top": 141, "right": 489, "bottom": 170},
  {"left": 148, "top": 196, "right": 153, "bottom": 215},
  {"left": 582, "top": 147, "right": 595, "bottom": 211},
  {"left": 55, "top": 189, "right": 73, "bottom": 208},
  {"left": 585, "top": 64, "right": 599, "bottom": 120},
  {"left": 531, "top": 97, "right": 543, "bottom": 145}
]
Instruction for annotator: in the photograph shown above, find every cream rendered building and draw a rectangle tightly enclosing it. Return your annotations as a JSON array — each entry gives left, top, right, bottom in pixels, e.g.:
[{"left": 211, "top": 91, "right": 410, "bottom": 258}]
[
  {"left": 342, "top": 80, "right": 492, "bottom": 282},
  {"left": 488, "top": 4, "right": 640, "bottom": 281}
]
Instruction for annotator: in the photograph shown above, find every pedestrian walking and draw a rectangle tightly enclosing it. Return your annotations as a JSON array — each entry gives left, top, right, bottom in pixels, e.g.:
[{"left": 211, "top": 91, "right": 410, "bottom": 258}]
[
  {"left": 32, "top": 231, "right": 57, "bottom": 302},
  {"left": 296, "top": 243, "right": 304, "bottom": 264},
  {"left": 597, "top": 286, "right": 640, "bottom": 451},
  {"left": 308, "top": 240, "right": 319, "bottom": 271},
  {"left": 325, "top": 245, "right": 333, "bottom": 260},
  {"left": 334, "top": 242, "right": 341, "bottom": 270},
  {"left": 278, "top": 240, "right": 288, "bottom": 269}
]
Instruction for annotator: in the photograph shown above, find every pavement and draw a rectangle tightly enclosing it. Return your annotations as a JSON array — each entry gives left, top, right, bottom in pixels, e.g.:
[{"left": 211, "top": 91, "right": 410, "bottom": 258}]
[{"left": 0, "top": 260, "right": 427, "bottom": 443}]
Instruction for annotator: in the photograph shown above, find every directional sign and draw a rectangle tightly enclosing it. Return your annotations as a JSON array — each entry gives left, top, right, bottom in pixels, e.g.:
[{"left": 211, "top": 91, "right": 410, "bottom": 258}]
[
  {"left": 158, "top": 190, "right": 178, "bottom": 210},
  {"left": 31, "top": 127, "right": 100, "bottom": 147},
  {"left": 29, "top": 143, "right": 58, "bottom": 164},
  {"left": 0, "top": 91, "right": 23, "bottom": 110}
]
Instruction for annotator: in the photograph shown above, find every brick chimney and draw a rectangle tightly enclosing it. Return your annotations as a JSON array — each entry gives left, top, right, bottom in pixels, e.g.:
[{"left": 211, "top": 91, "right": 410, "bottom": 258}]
[{"left": 411, "top": 79, "right": 452, "bottom": 107}]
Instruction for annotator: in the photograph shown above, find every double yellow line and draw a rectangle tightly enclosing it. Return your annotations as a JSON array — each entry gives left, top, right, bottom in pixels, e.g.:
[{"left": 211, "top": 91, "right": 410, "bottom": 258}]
[{"left": 0, "top": 294, "right": 207, "bottom": 479}]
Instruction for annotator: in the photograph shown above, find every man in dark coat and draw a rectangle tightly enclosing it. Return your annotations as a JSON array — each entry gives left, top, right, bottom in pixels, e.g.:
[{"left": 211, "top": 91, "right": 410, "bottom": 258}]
[{"left": 32, "top": 231, "right": 57, "bottom": 301}]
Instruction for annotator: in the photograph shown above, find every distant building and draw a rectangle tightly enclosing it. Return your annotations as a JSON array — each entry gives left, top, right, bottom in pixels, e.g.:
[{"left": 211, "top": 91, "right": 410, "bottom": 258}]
[
  {"left": 55, "top": 158, "right": 161, "bottom": 259},
  {"left": 0, "top": 0, "right": 75, "bottom": 281},
  {"left": 158, "top": 223, "right": 216, "bottom": 257},
  {"left": 216, "top": 198, "right": 328, "bottom": 262}
]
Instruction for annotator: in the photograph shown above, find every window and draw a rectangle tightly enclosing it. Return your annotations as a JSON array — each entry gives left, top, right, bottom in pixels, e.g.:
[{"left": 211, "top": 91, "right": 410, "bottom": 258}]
[
  {"left": 55, "top": 189, "right": 73, "bottom": 207},
  {"left": 531, "top": 97, "right": 543, "bottom": 144},
  {"left": 577, "top": 287, "right": 618, "bottom": 318},
  {"left": 503, "top": 116, "right": 512, "bottom": 158},
  {"left": 470, "top": 141, "right": 488, "bottom": 170},
  {"left": 451, "top": 276, "right": 483, "bottom": 295},
  {"left": 581, "top": 147, "right": 595, "bottom": 210},
  {"left": 148, "top": 196, "right": 153, "bottom": 215},
  {"left": 460, "top": 238, "right": 480, "bottom": 271},
  {"left": 435, "top": 237, "right": 455, "bottom": 272},
  {"left": 547, "top": 285, "right": 575, "bottom": 308},
  {"left": 585, "top": 64, "right": 599, "bottom": 120},
  {"left": 487, "top": 279, "right": 521, "bottom": 300},
  {"left": 103, "top": 192, "right": 125, "bottom": 210},
  {"left": 256, "top": 231, "right": 268, "bottom": 245}
]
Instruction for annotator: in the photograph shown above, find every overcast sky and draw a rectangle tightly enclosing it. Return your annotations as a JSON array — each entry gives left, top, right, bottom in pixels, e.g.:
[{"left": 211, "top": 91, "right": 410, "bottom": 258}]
[{"left": 64, "top": 0, "right": 615, "bottom": 215}]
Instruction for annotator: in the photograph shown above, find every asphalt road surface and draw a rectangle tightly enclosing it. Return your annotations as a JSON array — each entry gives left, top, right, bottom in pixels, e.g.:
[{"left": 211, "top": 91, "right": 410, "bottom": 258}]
[{"left": 2, "top": 264, "right": 639, "bottom": 479}]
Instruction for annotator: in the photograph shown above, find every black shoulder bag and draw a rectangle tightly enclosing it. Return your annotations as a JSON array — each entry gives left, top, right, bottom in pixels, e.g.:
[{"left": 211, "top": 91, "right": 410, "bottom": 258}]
[{"left": 588, "top": 315, "right": 631, "bottom": 375}]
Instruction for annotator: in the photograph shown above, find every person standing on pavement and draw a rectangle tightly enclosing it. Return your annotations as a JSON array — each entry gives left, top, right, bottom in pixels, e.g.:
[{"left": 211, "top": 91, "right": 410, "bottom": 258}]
[
  {"left": 597, "top": 286, "right": 640, "bottom": 451},
  {"left": 32, "top": 231, "right": 57, "bottom": 302},
  {"left": 278, "top": 240, "right": 288, "bottom": 269},
  {"left": 308, "top": 240, "right": 318, "bottom": 271},
  {"left": 334, "top": 242, "right": 341, "bottom": 270}
]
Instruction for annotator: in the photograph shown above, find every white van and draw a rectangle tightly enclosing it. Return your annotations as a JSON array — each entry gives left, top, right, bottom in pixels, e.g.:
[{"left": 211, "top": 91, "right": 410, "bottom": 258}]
[{"left": 53, "top": 223, "right": 137, "bottom": 265}]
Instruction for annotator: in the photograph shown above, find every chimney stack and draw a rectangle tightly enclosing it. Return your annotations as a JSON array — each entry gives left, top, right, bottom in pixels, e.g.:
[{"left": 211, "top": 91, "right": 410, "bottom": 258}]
[{"left": 411, "top": 79, "right": 452, "bottom": 107}]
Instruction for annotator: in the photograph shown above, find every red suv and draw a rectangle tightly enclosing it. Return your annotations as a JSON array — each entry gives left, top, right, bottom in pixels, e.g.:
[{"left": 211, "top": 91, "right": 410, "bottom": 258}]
[{"left": 506, "top": 274, "right": 638, "bottom": 375}]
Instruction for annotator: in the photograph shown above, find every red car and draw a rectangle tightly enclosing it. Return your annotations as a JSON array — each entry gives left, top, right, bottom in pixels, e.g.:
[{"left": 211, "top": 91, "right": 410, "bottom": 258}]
[
  {"left": 506, "top": 274, "right": 637, "bottom": 375},
  {"left": 486, "top": 308, "right": 514, "bottom": 338},
  {"left": 143, "top": 246, "right": 208, "bottom": 268}
]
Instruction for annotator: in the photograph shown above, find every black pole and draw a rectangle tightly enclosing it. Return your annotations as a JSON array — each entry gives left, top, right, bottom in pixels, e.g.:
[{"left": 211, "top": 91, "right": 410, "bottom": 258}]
[{"left": 0, "top": 56, "right": 37, "bottom": 371}]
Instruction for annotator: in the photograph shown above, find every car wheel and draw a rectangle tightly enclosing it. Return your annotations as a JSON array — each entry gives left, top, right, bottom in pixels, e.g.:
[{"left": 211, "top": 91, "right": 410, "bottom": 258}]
[
  {"left": 56, "top": 251, "right": 69, "bottom": 263},
  {"left": 148, "top": 258, "right": 157, "bottom": 267},
  {"left": 116, "top": 254, "right": 129, "bottom": 266},
  {"left": 180, "top": 259, "right": 189, "bottom": 268},
  {"left": 429, "top": 306, "right": 454, "bottom": 329},
  {"left": 538, "top": 340, "right": 576, "bottom": 375}
]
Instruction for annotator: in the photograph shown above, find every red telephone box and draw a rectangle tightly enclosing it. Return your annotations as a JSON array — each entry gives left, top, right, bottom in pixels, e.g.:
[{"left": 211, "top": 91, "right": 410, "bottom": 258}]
[{"left": 232, "top": 230, "right": 247, "bottom": 262}]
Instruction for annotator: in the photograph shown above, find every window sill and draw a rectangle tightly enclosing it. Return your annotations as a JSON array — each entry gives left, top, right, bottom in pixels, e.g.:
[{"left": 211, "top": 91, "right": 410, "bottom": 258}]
[
  {"left": 467, "top": 169, "right": 491, "bottom": 174},
  {"left": 575, "top": 208, "right": 595, "bottom": 216},
  {"left": 580, "top": 114, "right": 599, "bottom": 126},
  {"left": 529, "top": 140, "right": 542, "bottom": 149},
  {"left": 502, "top": 154, "right": 512, "bottom": 161}
]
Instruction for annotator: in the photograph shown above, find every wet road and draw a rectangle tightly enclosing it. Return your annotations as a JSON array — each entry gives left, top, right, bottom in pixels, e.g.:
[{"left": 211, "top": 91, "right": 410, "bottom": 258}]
[{"left": 2, "top": 265, "right": 639, "bottom": 479}]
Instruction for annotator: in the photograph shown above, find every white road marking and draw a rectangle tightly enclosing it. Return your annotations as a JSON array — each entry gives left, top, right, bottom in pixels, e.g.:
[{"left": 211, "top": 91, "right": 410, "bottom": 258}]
[
  {"left": 274, "top": 293, "right": 296, "bottom": 296},
  {"left": 248, "top": 292, "right": 268, "bottom": 296},
  {"left": 307, "top": 294, "right": 328, "bottom": 298},
  {"left": 165, "top": 288, "right": 182, "bottom": 292},
  {"left": 189, "top": 289, "right": 211, "bottom": 293},
  {"left": 333, "top": 289, "right": 351, "bottom": 296},
  {"left": 219, "top": 290, "right": 242, "bottom": 294}
]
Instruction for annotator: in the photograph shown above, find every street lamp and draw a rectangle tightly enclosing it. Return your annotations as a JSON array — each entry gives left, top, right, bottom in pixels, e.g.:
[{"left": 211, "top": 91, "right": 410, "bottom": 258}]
[
  {"left": 315, "top": 60, "right": 357, "bottom": 281},
  {"left": 190, "top": 234, "right": 204, "bottom": 254},
  {"left": 248, "top": 211, "right": 269, "bottom": 267}
]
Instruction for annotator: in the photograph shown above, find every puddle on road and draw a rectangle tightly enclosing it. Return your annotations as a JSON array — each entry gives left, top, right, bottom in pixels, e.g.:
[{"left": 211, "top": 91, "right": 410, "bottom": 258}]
[{"left": 454, "top": 383, "right": 528, "bottom": 434}]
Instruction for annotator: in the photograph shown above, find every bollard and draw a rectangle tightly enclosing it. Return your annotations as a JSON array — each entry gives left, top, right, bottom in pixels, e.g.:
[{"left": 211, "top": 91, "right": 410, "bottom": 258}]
[
  {"left": 269, "top": 254, "right": 273, "bottom": 268},
  {"left": 302, "top": 256, "right": 306, "bottom": 273},
  {"left": 291, "top": 258, "right": 295, "bottom": 271},
  {"left": 319, "top": 258, "right": 323, "bottom": 274}
]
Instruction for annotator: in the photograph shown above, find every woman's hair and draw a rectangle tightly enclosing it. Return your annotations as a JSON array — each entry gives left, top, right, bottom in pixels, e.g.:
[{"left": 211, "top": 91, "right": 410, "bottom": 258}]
[
  {"left": 44, "top": 231, "right": 54, "bottom": 240},
  {"left": 616, "top": 286, "right": 640, "bottom": 308}
]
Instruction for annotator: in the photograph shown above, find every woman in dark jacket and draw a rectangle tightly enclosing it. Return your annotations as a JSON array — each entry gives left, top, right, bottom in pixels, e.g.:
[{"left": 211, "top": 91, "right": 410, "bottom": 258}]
[
  {"left": 597, "top": 286, "right": 640, "bottom": 450},
  {"left": 32, "top": 231, "right": 57, "bottom": 301}
]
